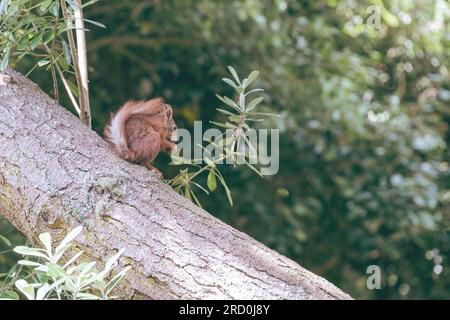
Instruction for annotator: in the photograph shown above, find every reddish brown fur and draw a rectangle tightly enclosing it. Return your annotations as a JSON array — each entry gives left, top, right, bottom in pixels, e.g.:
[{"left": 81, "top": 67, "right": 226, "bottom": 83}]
[{"left": 104, "top": 98, "right": 177, "bottom": 177}]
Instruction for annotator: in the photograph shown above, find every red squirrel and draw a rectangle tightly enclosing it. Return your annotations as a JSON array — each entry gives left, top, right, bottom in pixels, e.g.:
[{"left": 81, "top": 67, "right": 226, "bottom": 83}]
[{"left": 104, "top": 98, "right": 178, "bottom": 177}]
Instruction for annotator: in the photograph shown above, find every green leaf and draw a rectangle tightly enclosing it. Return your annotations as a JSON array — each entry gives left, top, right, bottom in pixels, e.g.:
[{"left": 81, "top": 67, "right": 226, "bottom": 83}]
[
  {"left": 235, "top": 86, "right": 245, "bottom": 94},
  {"left": 80, "top": 0, "right": 99, "bottom": 8},
  {"left": 62, "top": 250, "right": 83, "bottom": 269},
  {"left": 104, "top": 248, "right": 125, "bottom": 272},
  {"left": 13, "top": 246, "right": 49, "bottom": 260},
  {"left": 207, "top": 169, "right": 217, "bottom": 192},
  {"left": 210, "top": 121, "right": 237, "bottom": 129},
  {"left": 54, "top": 226, "right": 83, "bottom": 256},
  {"left": 0, "top": 0, "right": 9, "bottom": 16},
  {"left": 105, "top": 266, "right": 131, "bottom": 295},
  {"left": 29, "top": 33, "right": 43, "bottom": 50},
  {"left": 239, "top": 94, "right": 245, "bottom": 109},
  {"left": 79, "top": 261, "right": 96, "bottom": 277},
  {"left": 216, "top": 108, "right": 236, "bottom": 116},
  {"left": 0, "top": 290, "right": 19, "bottom": 300},
  {"left": 39, "top": 232, "right": 52, "bottom": 256},
  {"left": 84, "top": 18, "right": 106, "bottom": 29},
  {"left": 246, "top": 70, "right": 259, "bottom": 86},
  {"left": 53, "top": 244, "right": 70, "bottom": 263},
  {"left": 246, "top": 118, "right": 264, "bottom": 122},
  {"left": 170, "top": 155, "right": 193, "bottom": 165},
  {"left": 245, "top": 88, "right": 264, "bottom": 96},
  {"left": 35, "top": 265, "right": 49, "bottom": 273},
  {"left": 47, "top": 278, "right": 66, "bottom": 295},
  {"left": 42, "top": 30, "right": 55, "bottom": 44},
  {"left": 35, "top": 270, "right": 49, "bottom": 284},
  {"left": 216, "top": 94, "right": 241, "bottom": 112},
  {"left": 37, "top": 59, "right": 50, "bottom": 67},
  {"left": 47, "top": 263, "right": 67, "bottom": 279},
  {"left": 62, "top": 39, "right": 72, "bottom": 65},
  {"left": 39, "top": 0, "right": 52, "bottom": 12},
  {"left": 247, "top": 112, "right": 280, "bottom": 117},
  {"left": 18, "top": 260, "right": 42, "bottom": 267},
  {"left": 227, "top": 66, "right": 240, "bottom": 85},
  {"left": 217, "top": 173, "right": 233, "bottom": 206},
  {"left": 57, "top": 56, "right": 70, "bottom": 71},
  {"left": 246, "top": 97, "right": 264, "bottom": 112},
  {"left": 0, "top": 233, "right": 11, "bottom": 247},
  {"left": 221, "top": 77, "right": 236, "bottom": 88},
  {"left": 67, "top": 80, "right": 79, "bottom": 98},
  {"left": 228, "top": 114, "right": 241, "bottom": 122},
  {"left": 15, "top": 279, "right": 35, "bottom": 300},
  {"left": 91, "top": 279, "right": 106, "bottom": 292},
  {"left": 35, "top": 283, "right": 50, "bottom": 300},
  {"left": 0, "top": 50, "right": 10, "bottom": 72},
  {"left": 51, "top": 1, "right": 59, "bottom": 16}
]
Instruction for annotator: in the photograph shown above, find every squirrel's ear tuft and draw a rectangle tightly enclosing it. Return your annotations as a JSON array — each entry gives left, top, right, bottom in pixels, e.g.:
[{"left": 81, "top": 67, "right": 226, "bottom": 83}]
[
  {"left": 164, "top": 104, "right": 173, "bottom": 119},
  {"left": 151, "top": 97, "right": 164, "bottom": 106}
]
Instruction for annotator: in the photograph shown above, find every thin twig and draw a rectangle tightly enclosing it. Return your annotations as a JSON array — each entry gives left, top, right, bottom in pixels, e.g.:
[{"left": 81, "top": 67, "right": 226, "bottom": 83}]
[
  {"left": 50, "top": 17, "right": 60, "bottom": 102},
  {"left": 50, "top": 63, "right": 59, "bottom": 102},
  {"left": 54, "top": 64, "right": 81, "bottom": 114},
  {"left": 29, "top": 20, "right": 79, "bottom": 113},
  {"left": 43, "top": 44, "right": 81, "bottom": 114}
]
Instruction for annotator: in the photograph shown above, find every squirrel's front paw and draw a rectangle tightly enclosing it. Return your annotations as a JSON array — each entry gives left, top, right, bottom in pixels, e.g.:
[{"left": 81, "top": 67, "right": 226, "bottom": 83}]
[
  {"left": 170, "top": 143, "right": 178, "bottom": 155},
  {"left": 152, "top": 168, "right": 164, "bottom": 179},
  {"left": 144, "top": 163, "right": 164, "bottom": 179}
]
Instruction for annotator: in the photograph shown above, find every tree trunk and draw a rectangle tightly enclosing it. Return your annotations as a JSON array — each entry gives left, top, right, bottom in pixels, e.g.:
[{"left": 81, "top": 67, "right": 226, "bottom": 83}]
[{"left": 0, "top": 68, "right": 351, "bottom": 300}]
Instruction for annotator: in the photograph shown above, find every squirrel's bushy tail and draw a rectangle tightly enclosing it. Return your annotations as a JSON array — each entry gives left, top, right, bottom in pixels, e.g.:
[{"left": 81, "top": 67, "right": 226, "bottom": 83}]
[{"left": 104, "top": 98, "right": 164, "bottom": 161}]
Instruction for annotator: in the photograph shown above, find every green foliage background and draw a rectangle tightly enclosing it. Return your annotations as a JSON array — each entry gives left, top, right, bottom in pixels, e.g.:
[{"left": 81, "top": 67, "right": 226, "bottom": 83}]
[{"left": 1, "top": 0, "right": 449, "bottom": 299}]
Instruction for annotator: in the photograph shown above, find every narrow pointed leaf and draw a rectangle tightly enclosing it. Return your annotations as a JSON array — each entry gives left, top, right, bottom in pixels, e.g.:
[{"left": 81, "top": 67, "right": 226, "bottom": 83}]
[
  {"left": 15, "top": 280, "right": 35, "bottom": 300},
  {"left": 227, "top": 66, "right": 240, "bottom": 85},
  {"left": 221, "top": 78, "right": 236, "bottom": 88},
  {"left": 39, "top": 232, "right": 52, "bottom": 256},
  {"left": 0, "top": 234, "right": 11, "bottom": 247},
  {"left": 0, "top": 50, "right": 10, "bottom": 72},
  {"left": 83, "top": 18, "right": 106, "bottom": 29},
  {"left": 106, "top": 266, "right": 131, "bottom": 294},
  {"left": 55, "top": 226, "right": 83, "bottom": 255},
  {"left": 246, "top": 97, "right": 264, "bottom": 111},
  {"left": 246, "top": 71, "right": 259, "bottom": 86},
  {"left": 13, "top": 246, "right": 49, "bottom": 260}
]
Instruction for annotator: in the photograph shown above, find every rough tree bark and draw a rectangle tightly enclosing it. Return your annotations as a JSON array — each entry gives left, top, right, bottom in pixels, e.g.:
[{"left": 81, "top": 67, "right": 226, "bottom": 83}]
[{"left": 0, "top": 68, "right": 351, "bottom": 300}]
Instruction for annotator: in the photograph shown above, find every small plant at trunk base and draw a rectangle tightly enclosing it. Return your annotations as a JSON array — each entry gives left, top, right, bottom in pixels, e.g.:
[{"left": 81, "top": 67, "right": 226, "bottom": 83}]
[{"left": 0, "top": 226, "right": 130, "bottom": 300}]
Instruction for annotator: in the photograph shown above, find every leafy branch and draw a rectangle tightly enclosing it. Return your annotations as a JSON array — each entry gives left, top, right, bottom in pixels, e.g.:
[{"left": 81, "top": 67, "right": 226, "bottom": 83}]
[
  {"left": 0, "top": 0, "right": 102, "bottom": 128},
  {"left": 169, "top": 67, "right": 278, "bottom": 207}
]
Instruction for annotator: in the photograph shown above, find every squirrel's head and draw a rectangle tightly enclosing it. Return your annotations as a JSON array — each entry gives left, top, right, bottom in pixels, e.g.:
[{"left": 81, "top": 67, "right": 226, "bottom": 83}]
[{"left": 161, "top": 103, "right": 178, "bottom": 142}]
